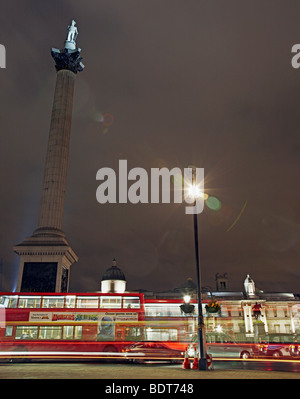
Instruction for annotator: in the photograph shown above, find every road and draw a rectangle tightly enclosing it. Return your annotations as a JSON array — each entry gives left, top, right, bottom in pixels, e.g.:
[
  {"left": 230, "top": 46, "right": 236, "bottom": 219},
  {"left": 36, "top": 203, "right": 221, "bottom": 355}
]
[
  {"left": 1, "top": 359, "right": 300, "bottom": 379},
  {"left": 215, "top": 358, "right": 300, "bottom": 373}
]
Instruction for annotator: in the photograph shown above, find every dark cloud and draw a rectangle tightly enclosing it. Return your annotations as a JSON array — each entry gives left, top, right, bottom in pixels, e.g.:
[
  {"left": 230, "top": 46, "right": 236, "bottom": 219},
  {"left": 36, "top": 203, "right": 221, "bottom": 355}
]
[{"left": 1, "top": 1, "right": 300, "bottom": 294}]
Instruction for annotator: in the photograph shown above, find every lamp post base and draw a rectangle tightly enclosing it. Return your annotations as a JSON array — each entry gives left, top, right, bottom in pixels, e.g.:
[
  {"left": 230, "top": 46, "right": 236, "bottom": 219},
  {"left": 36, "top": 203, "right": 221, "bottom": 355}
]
[{"left": 198, "top": 358, "right": 208, "bottom": 370}]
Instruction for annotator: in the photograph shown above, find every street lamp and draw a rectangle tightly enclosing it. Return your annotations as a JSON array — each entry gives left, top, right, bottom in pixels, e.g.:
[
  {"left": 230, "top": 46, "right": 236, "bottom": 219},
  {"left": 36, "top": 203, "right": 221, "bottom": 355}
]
[
  {"left": 183, "top": 295, "right": 191, "bottom": 304},
  {"left": 180, "top": 295, "right": 195, "bottom": 315},
  {"left": 187, "top": 165, "right": 207, "bottom": 370}
]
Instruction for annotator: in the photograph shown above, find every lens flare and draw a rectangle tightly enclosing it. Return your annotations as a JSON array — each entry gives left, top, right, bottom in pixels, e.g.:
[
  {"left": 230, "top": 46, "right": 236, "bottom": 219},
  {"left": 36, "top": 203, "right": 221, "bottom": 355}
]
[
  {"left": 226, "top": 201, "right": 247, "bottom": 232},
  {"left": 101, "top": 113, "right": 114, "bottom": 127},
  {"left": 187, "top": 184, "right": 202, "bottom": 200},
  {"left": 206, "top": 196, "right": 221, "bottom": 211}
]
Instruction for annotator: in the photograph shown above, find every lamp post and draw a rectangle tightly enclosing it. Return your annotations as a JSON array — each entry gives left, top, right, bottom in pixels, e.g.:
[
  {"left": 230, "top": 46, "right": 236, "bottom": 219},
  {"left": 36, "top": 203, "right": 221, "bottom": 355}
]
[{"left": 188, "top": 165, "right": 207, "bottom": 370}]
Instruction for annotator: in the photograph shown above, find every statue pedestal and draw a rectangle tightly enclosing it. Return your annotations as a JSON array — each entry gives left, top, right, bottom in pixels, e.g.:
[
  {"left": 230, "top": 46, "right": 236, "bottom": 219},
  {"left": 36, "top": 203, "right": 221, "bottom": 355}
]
[
  {"left": 14, "top": 233, "right": 78, "bottom": 292},
  {"left": 65, "top": 40, "right": 76, "bottom": 50}
]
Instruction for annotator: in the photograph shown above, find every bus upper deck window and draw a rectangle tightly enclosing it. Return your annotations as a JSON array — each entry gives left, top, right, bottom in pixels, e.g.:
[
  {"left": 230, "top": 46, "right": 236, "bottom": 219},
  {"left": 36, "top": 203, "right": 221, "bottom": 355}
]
[
  {"left": 18, "top": 296, "right": 41, "bottom": 308},
  {"left": 65, "top": 296, "right": 76, "bottom": 308},
  {"left": 123, "top": 297, "right": 141, "bottom": 309},
  {"left": 77, "top": 296, "right": 99, "bottom": 308},
  {"left": 100, "top": 296, "right": 121, "bottom": 308},
  {"left": 2, "top": 296, "right": 18, "bottom": 308},
  {"left": 42, "top": 296, "right": 65, "bottom": 308}
]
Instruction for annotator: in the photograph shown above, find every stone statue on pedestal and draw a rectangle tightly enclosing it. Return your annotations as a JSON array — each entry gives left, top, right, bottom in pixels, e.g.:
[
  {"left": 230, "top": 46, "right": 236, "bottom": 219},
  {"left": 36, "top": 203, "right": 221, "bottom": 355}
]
[
  {"left": 51, "top": 19, "right": 84, "bottom": 74},
  {"left": 65, "top": 20, "right": 78, "bottom": 50}
]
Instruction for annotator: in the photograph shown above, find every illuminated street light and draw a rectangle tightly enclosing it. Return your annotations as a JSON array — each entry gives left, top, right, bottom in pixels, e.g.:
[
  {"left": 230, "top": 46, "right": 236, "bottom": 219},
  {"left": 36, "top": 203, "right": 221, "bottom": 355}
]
[
  {"left": 180, "top": 295, "right": 195, "bottom": 315},
  {"left": 186, "top": 184, "right": 202, "bottom": 200},
  {"left": 185, "top": 183, "right": 208, "bottom": 202},
  {"left": 183, "top": 295, "right": 191, "bottom": 304},
  {"left": 188, "top": 165, "right": 207, "bottom": 370}
]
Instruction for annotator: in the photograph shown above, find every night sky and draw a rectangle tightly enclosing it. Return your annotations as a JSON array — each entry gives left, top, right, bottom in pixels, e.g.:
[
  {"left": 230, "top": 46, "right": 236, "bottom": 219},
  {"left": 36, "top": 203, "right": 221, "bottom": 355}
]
[{"left": 1, "top": 0, "right": 300, "bottom": 294}]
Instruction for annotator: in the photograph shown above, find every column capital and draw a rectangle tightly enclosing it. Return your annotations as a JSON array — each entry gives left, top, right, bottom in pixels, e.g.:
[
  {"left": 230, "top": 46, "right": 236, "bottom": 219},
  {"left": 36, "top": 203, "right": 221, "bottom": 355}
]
[{"left": 51, "top": 47, "right": 84, "bottom": 74}]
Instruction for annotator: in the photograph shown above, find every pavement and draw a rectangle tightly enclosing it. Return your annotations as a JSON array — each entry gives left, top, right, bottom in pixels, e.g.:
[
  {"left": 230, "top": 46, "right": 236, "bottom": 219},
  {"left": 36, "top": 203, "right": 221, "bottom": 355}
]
[{"left": 0, "top": 362, "right": 300, "bottom": 379}]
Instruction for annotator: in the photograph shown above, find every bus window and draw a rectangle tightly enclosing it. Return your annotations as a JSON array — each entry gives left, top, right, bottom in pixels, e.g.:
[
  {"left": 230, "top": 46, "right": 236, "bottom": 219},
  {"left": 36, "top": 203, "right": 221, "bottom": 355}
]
[
  {"left": 123, "top": 297, "right": 140, "bottom": 309},
  {"left": 65, "top": 296, "right": 76, "bottom": 308},
  {"left": 42, "top": 296, "right": 65, "bottom": 308},
  {"left": 18, "top": 296, "right": 41, "bottom": 308},
  {"left": 5, "top": 326, "right": 13, "bottom": 337},
  {"left": 77, "top": 296, "right": 99, "bottom": 308},
  {"left": 124, "top": 326, "right": 144, "bottom": 340},
  {"left": 8, "top": 296, "right": 18, "bottom": 308},
  {"left": 15, "top": 326, "right": 38, "bottom": 339},
  {"left": 74, "top": 326, "right": 82, "bottom": 339},
  {"left": 0, "top": 296, "right": 18, "bottom": 308},
  {"left": 0, "top": 295, "right": 14, "bottom": 308},
  {"left": 63, "top": 325, "right": 74, "bottom": 339},
  {"left": 100, "top": 296, "right": 121, "bottom": 309},
  {"left": 146, "top": 328, "right": 178, "bottom": 341},
  {"left": 39, "top": 326, "right": 62, "bottom": 340}
]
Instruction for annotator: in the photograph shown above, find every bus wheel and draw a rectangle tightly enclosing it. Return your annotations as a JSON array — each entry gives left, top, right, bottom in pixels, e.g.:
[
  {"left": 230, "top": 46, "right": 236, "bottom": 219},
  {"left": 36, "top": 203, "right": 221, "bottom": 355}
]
[{"left": 240, "top": 351, "right": 250, "bottom": 359}]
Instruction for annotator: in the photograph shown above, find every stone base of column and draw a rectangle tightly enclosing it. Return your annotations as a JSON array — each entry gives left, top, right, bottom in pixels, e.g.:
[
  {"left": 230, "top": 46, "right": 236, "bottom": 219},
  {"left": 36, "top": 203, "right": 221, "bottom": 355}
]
[
  {"left": 14, "top": 233, "right": 78, "bottom": 293},
  {"left": 32, "top": 227, "right": 67, "bottom": 239}
]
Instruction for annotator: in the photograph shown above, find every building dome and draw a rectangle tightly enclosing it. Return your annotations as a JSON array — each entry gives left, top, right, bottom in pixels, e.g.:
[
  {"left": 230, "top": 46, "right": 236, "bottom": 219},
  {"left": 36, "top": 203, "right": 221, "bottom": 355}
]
[
  {"left": 101, "top": 259, "right": 126, "bottom": 282},
  {"left": 101, "top": 259, "right": 126, "bottom": 293}
]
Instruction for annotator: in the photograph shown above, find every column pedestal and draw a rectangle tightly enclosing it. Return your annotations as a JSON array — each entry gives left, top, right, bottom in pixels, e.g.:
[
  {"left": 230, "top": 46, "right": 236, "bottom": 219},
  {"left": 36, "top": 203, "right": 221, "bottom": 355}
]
[{"left": 14, "top": 234, "right": 78, "bottom": 292}]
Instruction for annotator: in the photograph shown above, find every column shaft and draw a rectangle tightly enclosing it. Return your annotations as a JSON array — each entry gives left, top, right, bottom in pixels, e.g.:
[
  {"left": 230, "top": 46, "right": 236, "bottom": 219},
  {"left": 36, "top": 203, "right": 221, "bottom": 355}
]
[{"left": 36, "top": 69, "right": 75, "bottom": 235}]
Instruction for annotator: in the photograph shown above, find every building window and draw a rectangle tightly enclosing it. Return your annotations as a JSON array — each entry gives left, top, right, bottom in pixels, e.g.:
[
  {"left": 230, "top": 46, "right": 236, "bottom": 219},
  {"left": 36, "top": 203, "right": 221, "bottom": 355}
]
[
  {"left": 220, "top": 306, "right": 228, "bottom": 317},
  {"left": 285, "top": 324, "right": 291, "bottom": 333},
  {"left": 274, "top": 324, "right": 280, "bottom": 333}
]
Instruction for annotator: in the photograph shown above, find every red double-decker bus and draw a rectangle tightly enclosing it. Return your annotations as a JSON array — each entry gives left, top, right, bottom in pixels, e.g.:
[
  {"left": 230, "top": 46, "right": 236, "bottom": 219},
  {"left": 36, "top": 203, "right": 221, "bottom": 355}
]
[{"left": 0, "top": 292, "right": 145, "bottom": 361}]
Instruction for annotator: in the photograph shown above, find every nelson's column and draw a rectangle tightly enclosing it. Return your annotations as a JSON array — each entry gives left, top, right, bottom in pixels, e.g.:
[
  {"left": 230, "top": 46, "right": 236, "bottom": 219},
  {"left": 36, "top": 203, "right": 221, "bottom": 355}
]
[{"left": 14, "top": 21, "right": 84, "bottom": 292}]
